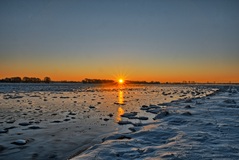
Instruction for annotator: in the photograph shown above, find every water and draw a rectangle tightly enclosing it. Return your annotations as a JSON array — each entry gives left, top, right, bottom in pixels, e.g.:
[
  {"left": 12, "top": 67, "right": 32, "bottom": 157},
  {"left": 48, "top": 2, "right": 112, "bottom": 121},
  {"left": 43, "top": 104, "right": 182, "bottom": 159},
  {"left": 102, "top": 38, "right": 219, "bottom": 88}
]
[{"left": 0, "top": 83, "right": 90, "bottom": 93}]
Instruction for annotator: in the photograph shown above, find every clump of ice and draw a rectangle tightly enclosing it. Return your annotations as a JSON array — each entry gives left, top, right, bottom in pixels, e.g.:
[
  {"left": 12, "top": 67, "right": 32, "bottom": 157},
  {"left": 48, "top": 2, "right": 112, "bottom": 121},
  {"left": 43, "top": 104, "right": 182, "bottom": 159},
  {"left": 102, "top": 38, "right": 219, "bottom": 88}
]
[{"left": 227, "top": 86, "right": 238, "bottom": 94}]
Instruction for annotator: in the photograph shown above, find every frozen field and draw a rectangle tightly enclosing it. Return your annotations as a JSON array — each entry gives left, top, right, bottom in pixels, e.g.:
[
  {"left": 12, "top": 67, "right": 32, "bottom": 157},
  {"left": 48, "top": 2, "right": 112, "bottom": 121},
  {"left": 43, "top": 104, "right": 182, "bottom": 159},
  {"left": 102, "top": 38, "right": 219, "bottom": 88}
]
[{"left": 0, "top": 83, "right": 238, "bottom": 159}]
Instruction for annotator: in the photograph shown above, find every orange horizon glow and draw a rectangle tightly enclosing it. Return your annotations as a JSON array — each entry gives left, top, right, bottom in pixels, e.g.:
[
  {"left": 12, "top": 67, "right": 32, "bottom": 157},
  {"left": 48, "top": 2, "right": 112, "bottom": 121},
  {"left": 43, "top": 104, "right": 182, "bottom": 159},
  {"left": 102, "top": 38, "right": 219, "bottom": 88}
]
[
  {"left": 1, "top": 60, "right": 238, "bottom": 83},
  {"left": 1, "top": 52, "right": 239, "bottom": 83},
  {"left": 0, "top": 64, "right": 239, "bottom": 83},
  {"left": 0, "top": 73, "right": 239, "bottom": 83}
]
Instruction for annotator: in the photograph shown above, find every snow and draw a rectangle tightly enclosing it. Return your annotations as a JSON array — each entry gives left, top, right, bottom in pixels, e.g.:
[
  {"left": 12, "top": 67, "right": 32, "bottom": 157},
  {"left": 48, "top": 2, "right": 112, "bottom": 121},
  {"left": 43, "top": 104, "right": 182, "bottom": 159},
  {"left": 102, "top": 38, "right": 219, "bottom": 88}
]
[{"left": 72, "top": 85, "right": 239, "bottom": 160}]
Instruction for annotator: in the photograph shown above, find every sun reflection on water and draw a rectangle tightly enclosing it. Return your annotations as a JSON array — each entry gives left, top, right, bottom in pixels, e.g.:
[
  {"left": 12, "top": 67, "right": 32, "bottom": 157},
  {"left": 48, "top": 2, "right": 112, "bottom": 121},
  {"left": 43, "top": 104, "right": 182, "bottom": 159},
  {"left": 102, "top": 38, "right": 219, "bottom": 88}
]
[
  {"left": 116, "top": 90, "right": 125, "bottom": 121},
  {"left": 116, "top": 107, "right": 124, "bottom": 122},
  {"left": 118, "top": 90, "right": 124, "bottom": 104}
]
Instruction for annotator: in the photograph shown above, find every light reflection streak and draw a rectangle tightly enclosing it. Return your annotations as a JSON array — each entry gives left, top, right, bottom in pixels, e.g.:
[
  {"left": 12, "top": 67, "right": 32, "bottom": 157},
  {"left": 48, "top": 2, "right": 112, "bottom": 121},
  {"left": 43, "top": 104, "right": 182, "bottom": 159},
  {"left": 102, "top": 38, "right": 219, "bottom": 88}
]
[
  {"left": 116, "top": 90, "right": 125, "bottom": 121},
  {"left": 118, "top": 90, "right": 124, "bottom": 104},
  {"left": 116, "top": 107, "right": 124, "bottom": 122}
]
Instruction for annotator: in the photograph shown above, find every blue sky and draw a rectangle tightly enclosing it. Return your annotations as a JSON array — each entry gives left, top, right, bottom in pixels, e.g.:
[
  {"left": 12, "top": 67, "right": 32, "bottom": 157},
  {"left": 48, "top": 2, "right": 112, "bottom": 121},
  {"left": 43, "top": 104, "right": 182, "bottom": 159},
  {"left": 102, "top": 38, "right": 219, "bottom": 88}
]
[{"left": 1, "top": 0, "right": 239, "bottom": 82}]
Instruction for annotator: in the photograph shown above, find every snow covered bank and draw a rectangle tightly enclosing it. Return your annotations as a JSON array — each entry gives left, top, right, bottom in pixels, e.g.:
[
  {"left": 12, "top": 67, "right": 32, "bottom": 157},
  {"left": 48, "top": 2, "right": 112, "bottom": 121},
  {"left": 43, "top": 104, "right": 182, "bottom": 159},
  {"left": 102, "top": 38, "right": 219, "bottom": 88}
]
[{"left": 72, "top": 86, "right": 239, "bottom": 160}]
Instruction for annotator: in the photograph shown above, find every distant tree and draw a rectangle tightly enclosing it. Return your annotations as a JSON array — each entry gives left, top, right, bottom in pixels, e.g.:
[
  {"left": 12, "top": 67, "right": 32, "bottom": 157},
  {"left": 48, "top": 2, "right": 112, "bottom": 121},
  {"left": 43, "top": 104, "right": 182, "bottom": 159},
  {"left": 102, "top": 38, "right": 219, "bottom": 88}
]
[
  {"left": 182, "top": 81, "right": 187, "bottom": 84},
  {"left": 2, "top": 78, "right": 10, "bottom": 82},
  {"left": 23, "top": 77, "right": 31, "bottom": 82},
  {"left": 43, "top": 77, "right": 51, "bottom": 83},
  {"left": 82, "top": 78, "right": 114, "bottom": 84},
  {"left": 0, "top": 76, "right": 45, "bottom": 83},
  {"left": 9, "top": 77, "right": 21, "bottom": 82},
  {"left": 22, "top": 77, "right": 42, "bottom": 83},
  {"left": 0, "top": 77, "right": 21, "bottom": 82},
  {"left": 31, "top": 77, "right": 41, "bottom": 83}
]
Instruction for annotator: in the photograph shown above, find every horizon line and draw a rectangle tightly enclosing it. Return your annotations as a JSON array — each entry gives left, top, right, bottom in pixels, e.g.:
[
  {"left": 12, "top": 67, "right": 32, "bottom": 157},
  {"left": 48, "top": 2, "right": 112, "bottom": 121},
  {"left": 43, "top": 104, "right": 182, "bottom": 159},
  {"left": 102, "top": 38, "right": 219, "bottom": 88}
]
[{"left": 0, "top": 76, "right": 239, "bottom": 84}]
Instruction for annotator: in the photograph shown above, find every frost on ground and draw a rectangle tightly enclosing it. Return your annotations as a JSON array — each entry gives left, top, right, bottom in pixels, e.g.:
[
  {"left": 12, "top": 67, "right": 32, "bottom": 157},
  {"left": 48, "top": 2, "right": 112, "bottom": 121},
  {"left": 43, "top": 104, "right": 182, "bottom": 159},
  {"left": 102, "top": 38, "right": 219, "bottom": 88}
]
[
  {"left": 0, "top": 84, "right": 238, "bottom": 160},
  {"left": 72, "top": 86, "right": 239, "bottom": 160}
]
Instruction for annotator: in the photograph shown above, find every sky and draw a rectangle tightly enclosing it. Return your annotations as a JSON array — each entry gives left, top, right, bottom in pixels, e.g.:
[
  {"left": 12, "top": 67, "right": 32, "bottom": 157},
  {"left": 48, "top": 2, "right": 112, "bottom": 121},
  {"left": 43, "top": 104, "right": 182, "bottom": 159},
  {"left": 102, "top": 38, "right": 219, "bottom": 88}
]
[{"left": 0, "top": 0, "right": 239, "bottom": 82}]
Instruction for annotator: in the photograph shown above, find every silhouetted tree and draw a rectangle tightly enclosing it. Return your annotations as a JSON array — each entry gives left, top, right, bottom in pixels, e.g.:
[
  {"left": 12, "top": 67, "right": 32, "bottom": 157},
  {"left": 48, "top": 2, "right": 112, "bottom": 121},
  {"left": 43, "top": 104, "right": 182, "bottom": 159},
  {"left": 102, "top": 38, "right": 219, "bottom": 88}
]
[
  {"left": 43, "top": 77, "right": 51, "bottom": 83},
  {"left": 22, "top": 77, "right": 31, "bottom": 82},
  {"left": 0, "top": 77, "right": 22, "bottom": 82},
  {"left": 31, "top": 77, "right": 41, "bottom": 83},
  {"left": 22, "top": 77, "right": 42, "bottom": 83},
  {"left": 11, "top": 77, "right": 22, "bottom": 82},
  {"left": 82, "top": 78, "right": 114, "bottom": 84},
  {"left": 0, "top": 76, "right": 53, "bottom": 83}
]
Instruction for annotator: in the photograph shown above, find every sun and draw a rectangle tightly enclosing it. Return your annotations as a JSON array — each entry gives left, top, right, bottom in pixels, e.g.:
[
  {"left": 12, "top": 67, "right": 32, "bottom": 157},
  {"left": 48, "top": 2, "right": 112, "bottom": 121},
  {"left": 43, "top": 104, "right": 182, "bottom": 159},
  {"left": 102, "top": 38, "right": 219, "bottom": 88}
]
[
  {"left": 112, "top": 69, "right": 129, "bottom": 85},
  {"left": 118, "top": 79, "right": 124, "bottom": 84}
]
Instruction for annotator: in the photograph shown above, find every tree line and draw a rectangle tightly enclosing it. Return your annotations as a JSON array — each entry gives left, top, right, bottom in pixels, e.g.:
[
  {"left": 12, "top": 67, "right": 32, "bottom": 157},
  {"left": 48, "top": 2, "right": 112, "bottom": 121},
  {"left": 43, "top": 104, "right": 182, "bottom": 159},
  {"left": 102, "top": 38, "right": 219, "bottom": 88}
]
[
  {"left": 0, "top": 77, "right": 51, "bottom": 83},
  {"left": 0, "top": 77, "right": 161, "bottom": 84},
  {"left": 125, "top": 80, "right": 160, "bottom": 84},
  {"left": 82, "top": 78, "right": 114, "bottom": 84},
  {"left": 82, "top": 78, "right": 161, "bottom": 84}
]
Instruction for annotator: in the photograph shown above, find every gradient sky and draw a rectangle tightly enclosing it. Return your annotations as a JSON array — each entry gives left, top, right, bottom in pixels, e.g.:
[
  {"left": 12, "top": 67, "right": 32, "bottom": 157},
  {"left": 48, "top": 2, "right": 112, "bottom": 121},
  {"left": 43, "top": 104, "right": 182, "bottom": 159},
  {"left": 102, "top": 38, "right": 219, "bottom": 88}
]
[{"left": 1, "top": 0, "right": 239, "bottom": 82}]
